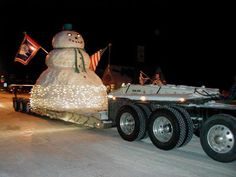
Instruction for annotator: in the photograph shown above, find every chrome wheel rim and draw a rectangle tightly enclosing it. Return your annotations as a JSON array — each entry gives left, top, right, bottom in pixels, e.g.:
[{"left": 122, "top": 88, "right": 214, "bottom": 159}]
[
  {"left": 120, "top": 112, "right": 135, "bottom": 135},
  {"left": 153, "top": 116, "right": 173, "bottom": 142},
  {"left": 207, "top": 125, "right": 234, "bottom": 153}
]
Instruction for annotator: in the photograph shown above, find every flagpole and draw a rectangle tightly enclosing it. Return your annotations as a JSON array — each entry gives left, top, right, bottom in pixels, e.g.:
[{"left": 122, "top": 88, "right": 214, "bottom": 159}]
[
  {"left": 140, "top": 70, "right": 152, "bottom": 81},
  {"left": 108, "top": 43, "right": 112, "bottom": 66},
  {"left": 40, "top": 47, "right": 48, "bottom": 54}
]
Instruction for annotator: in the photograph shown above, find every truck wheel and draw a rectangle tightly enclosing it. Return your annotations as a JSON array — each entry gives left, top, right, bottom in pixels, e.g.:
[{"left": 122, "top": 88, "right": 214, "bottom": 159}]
[
  {"left": 136, "top": 104, "right": 151, "bottom": 139},
  {"left": 200, "top": 114, "right": 236, "bottom": 162},
  {"left": 116, "top": 104, "right": 146, "bottom": 141},
  {"left": 23, "top": 99, "right": 30, "bottom": 113},
  {"left": 19, "top": 100, "right": 24, "bottom": 112},
  {"left": 171, "top": 106, "right": 193, "bottom": 147},
  {"left": 13, "top": 98, "right": 23, "bottom": 112},
  {"left": 148, "top": 107, "right": 186, "bottom": 150},
  {"left": 25, "top": 99, "right": 31, "bottom": 113},
  {"left": 12, "top": 97, "right": 19, "bottom": 111}
]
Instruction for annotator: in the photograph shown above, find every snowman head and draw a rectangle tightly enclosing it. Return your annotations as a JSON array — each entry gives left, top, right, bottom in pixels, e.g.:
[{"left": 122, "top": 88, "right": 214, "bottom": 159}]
[{"left": 52, "top": 30, "right": 85, "bottom": 49}]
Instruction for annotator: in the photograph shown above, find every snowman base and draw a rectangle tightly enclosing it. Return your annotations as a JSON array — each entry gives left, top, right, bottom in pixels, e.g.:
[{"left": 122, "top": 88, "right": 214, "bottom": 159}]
[{"left": 31, "top": 108, "right": 113, "bottom": 129}]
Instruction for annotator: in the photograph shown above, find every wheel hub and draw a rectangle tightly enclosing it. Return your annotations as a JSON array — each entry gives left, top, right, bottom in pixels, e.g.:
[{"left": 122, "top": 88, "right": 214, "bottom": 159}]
[
  {"left": 120, "top": 112, "right": 135, "bottom": 135},
  {"left": 214, "top": 135, "right": 224, "bottom": 144},
  {"left": 153, "top": 116, "right": 173, "bottom": 142},
  {"left": 207, "top": 125, "right": 234, "bottom": 153}
]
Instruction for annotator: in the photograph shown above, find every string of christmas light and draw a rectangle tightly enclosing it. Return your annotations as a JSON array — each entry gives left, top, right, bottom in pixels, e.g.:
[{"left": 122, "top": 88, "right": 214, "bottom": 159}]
[{"left": 30, "top": 84, "right": 108, "bottom": 113}]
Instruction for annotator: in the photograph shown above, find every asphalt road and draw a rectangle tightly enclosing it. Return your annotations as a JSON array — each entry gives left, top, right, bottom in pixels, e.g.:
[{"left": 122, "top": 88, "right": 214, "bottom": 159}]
[{"left": 0, "top": 92, "right": 235, "bottom": 177}]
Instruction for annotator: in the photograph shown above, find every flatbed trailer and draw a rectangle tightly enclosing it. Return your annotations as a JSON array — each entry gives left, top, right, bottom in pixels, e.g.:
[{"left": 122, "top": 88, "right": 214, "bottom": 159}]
[{"left": 10, "top": 84, "right": 236, "bottom": 163}]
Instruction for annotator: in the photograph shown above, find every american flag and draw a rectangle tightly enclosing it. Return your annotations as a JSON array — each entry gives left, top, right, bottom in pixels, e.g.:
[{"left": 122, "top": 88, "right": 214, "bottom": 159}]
[
  {"left": 15, "top": 34, "right": 41, "bottom": 65},
  {"left": 89, "top": 46, "right": 107, "bottom": 71}
]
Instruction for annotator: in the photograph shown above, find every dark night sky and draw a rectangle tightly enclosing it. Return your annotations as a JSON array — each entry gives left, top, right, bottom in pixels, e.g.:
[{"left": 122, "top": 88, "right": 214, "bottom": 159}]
[{"left": 0, "top": 1, "right": 235, "bottom": 91}]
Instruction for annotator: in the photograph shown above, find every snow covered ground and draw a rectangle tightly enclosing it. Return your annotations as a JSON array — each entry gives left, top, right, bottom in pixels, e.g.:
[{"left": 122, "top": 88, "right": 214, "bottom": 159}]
[{"left": 0, "top": 93, "right": 235, "bottom": 177}]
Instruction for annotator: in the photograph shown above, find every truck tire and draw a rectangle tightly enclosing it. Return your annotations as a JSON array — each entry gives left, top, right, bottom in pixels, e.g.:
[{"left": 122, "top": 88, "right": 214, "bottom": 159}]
[
  {"left": 19, "top": 99, "right": 24, "bottom": 112},
  {"left": 116, "top": 104, "right": 146, "bottom": 141},
  {"left": 200, "top": 114, "right": 236, "bottom": 162},
  {"left": 22, "top": 99, "right": 31, "bottom": 113},
  {"left": 26, "top": 101, "right": 31, "bottom": 113},
  {"left": 12, "top": 97, "right": 19, "bottom": 111},
  {"left": 136, "top": 104, "right": 151, "bottom": 139},
  {"left": 171, "top": 106, "right": 194, "bottom": 147},
  {"left": 14, "top": 98, "right": 23, "bottom": 112},
  {"left": 136, "top": 104, "right": 151, "bottom": 119},
  {"left": 148, "top": 106, "right": 186, "bottom": 150}
]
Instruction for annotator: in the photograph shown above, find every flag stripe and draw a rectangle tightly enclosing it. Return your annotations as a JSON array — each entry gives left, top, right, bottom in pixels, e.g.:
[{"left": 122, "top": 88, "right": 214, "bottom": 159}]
[
  {"left": 89, "top": 46, "right": 108, "bottom": 71},
  {"left": 90, "top": 50, "right": 101, "bottom": 71},
  {"left": 92, "top": 51, "right": 101, "bottom": 70},
  {"left": 25, "top": 34, "right": 41, "bottom": 48}
]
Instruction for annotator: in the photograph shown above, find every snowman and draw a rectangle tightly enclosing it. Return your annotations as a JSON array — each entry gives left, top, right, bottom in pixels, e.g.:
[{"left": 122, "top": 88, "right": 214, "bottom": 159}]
[{"left": 30, "top": 24, "right": 108, "bottom": 114}]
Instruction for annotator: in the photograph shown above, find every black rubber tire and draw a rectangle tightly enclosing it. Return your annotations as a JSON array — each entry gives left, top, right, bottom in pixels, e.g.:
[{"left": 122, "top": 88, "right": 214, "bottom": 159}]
[
  {"left": 116, "top": 104, "right": 146, "bottom": 141},
  {"left": 12, "top": 97, "right": 19, "bottom": 111},
  {"left": 13, "top": 98, "right": 23, "bottom": 112},
  {"left": 148, "top": 106, "right": 186, "bottom": 150},
  {"left": 171, "top": 106, "right": 194, "bottom": 147},
  {"left": 200, "top": 114, "right": 236, "bottom": 162},
  {"left": 136, "top": 104, "right": 151, "bottom": 139},
  {"left": 19, "top": 100, "right": 24, "bottom": 112},
  {"left": 26, "top": 101, "right": 31, "bottom": 113}
]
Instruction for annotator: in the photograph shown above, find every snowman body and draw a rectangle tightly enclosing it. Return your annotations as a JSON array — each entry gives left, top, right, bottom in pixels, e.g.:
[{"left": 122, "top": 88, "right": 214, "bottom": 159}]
[{"left": 30, "top": 30, "right": 108, "bottom": 113}]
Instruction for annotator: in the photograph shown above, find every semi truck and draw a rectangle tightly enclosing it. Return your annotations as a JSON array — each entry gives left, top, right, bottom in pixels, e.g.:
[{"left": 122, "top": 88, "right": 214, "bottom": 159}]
[{"left": 10, "top": 83, "right": 236, "bottom": 163}]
